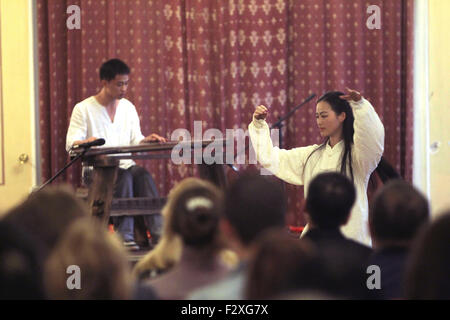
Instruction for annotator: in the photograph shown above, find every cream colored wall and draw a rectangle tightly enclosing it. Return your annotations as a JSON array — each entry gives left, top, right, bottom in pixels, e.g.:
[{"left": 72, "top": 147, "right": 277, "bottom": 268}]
[
  {"left": 428, "top": 0, "right": 450, "bottom": 216},
  {"left": 0, "top": 0, "right": 36, "bottom": 214}
]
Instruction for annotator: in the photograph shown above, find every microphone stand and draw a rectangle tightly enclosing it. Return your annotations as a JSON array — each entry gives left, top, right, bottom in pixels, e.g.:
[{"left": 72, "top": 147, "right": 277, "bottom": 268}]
[
  {"left": 229, "top": 93, "right": 317, "bottom": 172},
  {"left": 269, "top": 94, "right": 317, "bottom": 147},
  {"left": 34, "top": 147, "right": 89, "bottom": 193}
]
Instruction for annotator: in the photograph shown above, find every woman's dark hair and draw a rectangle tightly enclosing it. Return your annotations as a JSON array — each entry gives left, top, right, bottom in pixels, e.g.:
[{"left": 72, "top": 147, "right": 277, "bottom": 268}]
[
  {"left": 374, "top": 156, "right": 401, "bottom": 183},
  {"left": 304, "top": 91, "right": 401, "bottom": 184},
  {"left": 171, "top": 185, "right": 222, "bottom": 247},
  {"left": 304, "top": 91, "right": 355, "bottom": 180}
]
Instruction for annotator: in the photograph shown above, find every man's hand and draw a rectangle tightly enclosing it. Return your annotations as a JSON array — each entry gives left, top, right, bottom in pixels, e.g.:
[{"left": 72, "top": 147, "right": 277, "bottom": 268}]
[
  {"left": 253, "top": 105, "right": 269, "bottom": 120},
  {"left": 340, "top": 88, "right": 362, "bottom": 102},
  {"left": 141, "top": 133, "right": 167, "bottom": 143}
]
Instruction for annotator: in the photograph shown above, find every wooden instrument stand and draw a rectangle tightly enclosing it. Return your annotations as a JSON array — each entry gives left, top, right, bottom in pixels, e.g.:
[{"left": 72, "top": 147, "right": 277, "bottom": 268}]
[{"left": 72, "top": 140, "right": 228, "bottom": 224}]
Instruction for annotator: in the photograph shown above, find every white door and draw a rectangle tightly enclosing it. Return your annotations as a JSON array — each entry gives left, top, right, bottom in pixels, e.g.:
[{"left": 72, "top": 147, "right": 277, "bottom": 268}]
[{"left": 0, "top": 0, "right": 36, "bottom": 215}]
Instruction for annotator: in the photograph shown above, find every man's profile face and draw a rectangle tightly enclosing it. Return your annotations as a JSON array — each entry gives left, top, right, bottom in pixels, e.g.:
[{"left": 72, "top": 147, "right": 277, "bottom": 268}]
[{"left": 103, "top": 74, "right": 129, "bottom": 100}]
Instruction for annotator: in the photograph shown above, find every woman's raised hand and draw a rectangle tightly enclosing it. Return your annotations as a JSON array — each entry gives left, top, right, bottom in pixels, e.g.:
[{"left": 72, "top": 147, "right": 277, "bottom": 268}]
[
  {"left": 253, "top": 105, "right": 269, "bottom": 120},
  {"left": 340, "top": 88, "right": 362, "bottom": 102}
]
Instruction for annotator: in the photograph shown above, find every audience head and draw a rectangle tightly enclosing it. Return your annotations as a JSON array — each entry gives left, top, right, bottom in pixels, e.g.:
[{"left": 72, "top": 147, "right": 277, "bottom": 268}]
[
  {"left": 99, "top": 58, "right": 130, "bottom": 81},
  {"left": 369, "top": 180, "right": 429, "bottom": 248},
  {"left": 45, "top": 218, "right": 132, "bottom": 300},
  {"left": 224, "top": 173, "right": 286, "bottom": 247},
  {"left": 405, "top": 211, "right": 450, "bottom": 299},
  {"left": 245, "top": 229, "right": 327, "bottom": 299},
  {"left": 133, "top": 178, "right": 223, "bottom": 278},
  {"left": 305, "top": 172, "right": 356, "bottom": 229},
  {"left": 0, "top": 222, "right": 45, "bottom": 299},
  {"left": 169, "top": 178, "right": 223, "bottom": 248},
  {"left": 3, "top": 185, "right": 89, "bottom": 259}
]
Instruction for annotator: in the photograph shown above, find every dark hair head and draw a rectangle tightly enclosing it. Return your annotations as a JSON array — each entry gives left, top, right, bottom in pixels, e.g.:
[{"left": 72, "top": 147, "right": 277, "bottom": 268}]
[
  {"left": 370, "top": 180, "right": 429, "bottom": 246},
  {"left": 245, "top": 229, "right": 326, "bottom": 299},
  {"left": 305, "top": 172, "right": 356, "bottom": 229},
  {"left": 170, "top": 179, "right": 223, "bottom": 247},
  {"left": 0, "top": 222, "right": 46, "bottom": 299},
  {"left": 99, "top": 59, "right": 130, "bottom": 81},
  {"left": 2, "top": 186, "right": 89, "bottom": 259},
  {"left": 225, "top": 173, "right": 286, "bottom": 246},
  {"left": 405, "top": 211, "right": 450, "bottom": 299}
]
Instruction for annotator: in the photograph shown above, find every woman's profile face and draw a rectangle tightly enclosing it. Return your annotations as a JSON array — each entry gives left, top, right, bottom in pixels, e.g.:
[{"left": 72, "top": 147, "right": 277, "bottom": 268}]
[{"left": 315, "top": 101, "right": 346, "bottom": 138}]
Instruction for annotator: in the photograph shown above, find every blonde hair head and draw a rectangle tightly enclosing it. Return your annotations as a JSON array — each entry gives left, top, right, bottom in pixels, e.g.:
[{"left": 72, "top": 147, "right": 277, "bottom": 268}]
[{"left": 45, "top": 217, "right": 133, "bottom": 299}]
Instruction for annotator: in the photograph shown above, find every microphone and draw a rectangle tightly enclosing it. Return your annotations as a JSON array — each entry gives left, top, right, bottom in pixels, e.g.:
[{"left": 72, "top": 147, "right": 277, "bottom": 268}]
[{"left": 73, "top": 138, "right": 105, "bottom": 149}]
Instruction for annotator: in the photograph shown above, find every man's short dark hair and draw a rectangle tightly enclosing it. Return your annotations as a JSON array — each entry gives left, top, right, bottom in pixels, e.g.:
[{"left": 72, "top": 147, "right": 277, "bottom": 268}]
[
  {"left": 99, "top": 59, "right": 130, "bottom": 81},
  {"left": 370, "top": 180, "right": 429, "bottom": 243},
  {"left": 305, "top": 172, "right": 356, "bottom": 229},
  {"left": 224, "top": 173, "right": 286, "bottom": 246}
]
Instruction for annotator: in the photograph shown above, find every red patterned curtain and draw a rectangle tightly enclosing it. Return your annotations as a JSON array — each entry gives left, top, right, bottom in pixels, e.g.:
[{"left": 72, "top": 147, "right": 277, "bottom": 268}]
[{"left": 37, "top": 0, "right": 414, "bottom": 227}]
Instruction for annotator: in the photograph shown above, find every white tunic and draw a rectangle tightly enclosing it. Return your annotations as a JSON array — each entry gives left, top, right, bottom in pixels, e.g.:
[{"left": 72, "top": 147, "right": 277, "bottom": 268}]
[
  {"left": 248, "top": 98, "right": 384, "bottom": 246},
  {"left": 66, "top": 96, "right": 145, "bottom": 169}
]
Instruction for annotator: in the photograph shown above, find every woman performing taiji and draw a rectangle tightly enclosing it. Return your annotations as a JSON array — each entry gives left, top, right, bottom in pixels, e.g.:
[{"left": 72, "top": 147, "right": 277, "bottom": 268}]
[{"left": 248, "top": 89, "right": 384, "bottom": 246}]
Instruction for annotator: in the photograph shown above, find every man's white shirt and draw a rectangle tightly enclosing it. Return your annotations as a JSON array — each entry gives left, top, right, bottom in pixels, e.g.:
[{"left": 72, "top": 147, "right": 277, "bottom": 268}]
[{"left": 66, "top": 96, "right": 145, "bottom": 169}]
